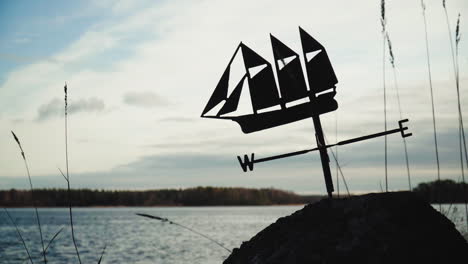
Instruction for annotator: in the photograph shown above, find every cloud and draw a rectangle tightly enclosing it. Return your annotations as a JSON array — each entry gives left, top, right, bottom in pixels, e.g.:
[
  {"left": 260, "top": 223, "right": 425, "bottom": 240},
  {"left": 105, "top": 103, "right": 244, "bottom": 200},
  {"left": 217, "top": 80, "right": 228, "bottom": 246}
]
[
  {"left": 158, "top": 117, "right": 195, "bottom": 123},
  {"left": 13, "top": 37, "right": 31, "bottom": 44},
  {"left": 123, "top": 91, "right": 168, "bottom": 108},
  {"left": 1, "top": 0, "right": 467, "bottom": 193},
  {"left": 36, "top": 97, "right": 105, "bottom": 121}
]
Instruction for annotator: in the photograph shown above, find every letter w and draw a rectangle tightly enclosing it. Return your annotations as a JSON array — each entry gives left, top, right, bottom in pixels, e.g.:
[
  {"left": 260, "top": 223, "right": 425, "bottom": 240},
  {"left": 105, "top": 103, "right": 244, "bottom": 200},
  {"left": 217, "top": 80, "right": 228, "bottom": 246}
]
[{"left": 237, "top": 153, "right": 255, "bottom": 172}]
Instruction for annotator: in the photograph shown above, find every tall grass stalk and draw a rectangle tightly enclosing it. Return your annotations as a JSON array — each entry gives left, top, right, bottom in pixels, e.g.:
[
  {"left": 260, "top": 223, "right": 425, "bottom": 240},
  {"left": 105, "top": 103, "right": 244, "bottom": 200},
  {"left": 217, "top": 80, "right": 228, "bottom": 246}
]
[
  {"left": 381, "top": 0, "right": 388, "bottom": 192},
  {"left": 3, "top": 208, "right": 34, "bottom": 264},
  {"left": 443, "top": 2, "right": 468, "bottom": 232},
  {"left": 421, "top": 0, "right": 442, "bottom": 211},
  {"left": 63, "top": 83, "right": 82, "bottom": 263},
  {"left": 11, "top": 131, "right": 47, "bottom": 263},
  {"left": 136, "top": 213, "right": 232, "bottom": 253},
  {"left": 455, "top": 15, "right": 468, "bottom": 233},
  {"left": 385, "top": 32, "right": 412, "bottom": 190}
]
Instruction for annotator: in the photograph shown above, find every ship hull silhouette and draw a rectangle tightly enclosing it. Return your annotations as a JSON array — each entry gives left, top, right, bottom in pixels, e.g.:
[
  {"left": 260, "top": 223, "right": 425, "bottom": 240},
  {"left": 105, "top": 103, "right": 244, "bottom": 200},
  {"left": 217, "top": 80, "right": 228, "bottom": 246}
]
[
  {"left": 201, "top": 27, "right": 339, "bottom": 134},
  {"left": 205, "top": 92, "right": 337, "bottom": 133}
]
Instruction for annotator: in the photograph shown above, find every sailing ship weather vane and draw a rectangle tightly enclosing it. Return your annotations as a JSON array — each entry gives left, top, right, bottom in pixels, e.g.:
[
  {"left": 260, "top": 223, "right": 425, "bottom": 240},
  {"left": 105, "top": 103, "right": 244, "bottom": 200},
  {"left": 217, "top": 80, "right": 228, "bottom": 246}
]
[{"left": 201, "top": 27, "right": 412, "bottom": 198}]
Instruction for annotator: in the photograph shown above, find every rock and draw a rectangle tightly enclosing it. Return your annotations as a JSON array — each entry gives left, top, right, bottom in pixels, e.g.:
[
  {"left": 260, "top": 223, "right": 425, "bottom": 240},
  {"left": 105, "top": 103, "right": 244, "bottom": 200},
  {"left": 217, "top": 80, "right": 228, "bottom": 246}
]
[{"left": 224, "top": 192, "right": 468, "bottom": 264}]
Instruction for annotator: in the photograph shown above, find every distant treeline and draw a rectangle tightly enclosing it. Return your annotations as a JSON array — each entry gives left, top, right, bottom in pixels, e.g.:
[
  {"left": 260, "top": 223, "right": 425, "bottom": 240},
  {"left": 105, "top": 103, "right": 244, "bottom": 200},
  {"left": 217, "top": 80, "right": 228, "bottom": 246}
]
[
  {"left": 1, "top": 180, "right": 466, "bottom": 207},
  {"left": 413, "top": 179, "right": 468, "bottom": 204},
  {"left": 0, "top": 187, "right": 323, "bottom": 207}
]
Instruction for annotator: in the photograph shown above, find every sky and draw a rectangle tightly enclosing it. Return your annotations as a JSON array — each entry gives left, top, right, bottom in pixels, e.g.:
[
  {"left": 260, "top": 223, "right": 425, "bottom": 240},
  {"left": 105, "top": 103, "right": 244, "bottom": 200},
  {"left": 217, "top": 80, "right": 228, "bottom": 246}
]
[{"left": 0, "top": 0, "right": 467, "bottom": 194}]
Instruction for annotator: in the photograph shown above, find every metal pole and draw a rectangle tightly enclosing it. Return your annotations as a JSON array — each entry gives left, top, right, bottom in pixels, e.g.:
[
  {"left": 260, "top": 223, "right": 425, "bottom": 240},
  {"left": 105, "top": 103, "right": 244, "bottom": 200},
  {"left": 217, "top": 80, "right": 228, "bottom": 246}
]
[{"left": 312, "top": 114, "right": 334, "bottom": 198}]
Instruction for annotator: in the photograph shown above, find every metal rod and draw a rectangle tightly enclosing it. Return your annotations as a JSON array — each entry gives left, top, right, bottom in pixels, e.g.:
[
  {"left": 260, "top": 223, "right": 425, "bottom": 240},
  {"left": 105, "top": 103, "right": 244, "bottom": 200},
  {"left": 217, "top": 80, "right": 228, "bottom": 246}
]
[
  {"left": 336, "top": 128, "right": 401, "bottom": 146},
  {"left": 311, "top": 114, "right": 334, "bottom": 198},
  {"left": 254, "top": 148, "right": 318, "bottom": 164},
  {"left": 238, "top": 120, "right": 410, "bottom": 169}
]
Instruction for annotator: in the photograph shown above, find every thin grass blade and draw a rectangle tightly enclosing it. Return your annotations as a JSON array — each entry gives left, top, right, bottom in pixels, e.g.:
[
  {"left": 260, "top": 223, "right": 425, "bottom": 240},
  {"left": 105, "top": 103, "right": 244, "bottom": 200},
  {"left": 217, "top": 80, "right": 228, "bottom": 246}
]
[
  {"left": 136, "top": 213, "right": 232, "bottom": 253},
  {"left": 11, "top": 131, "right": 47, "bottom": 263},
  {"left": 57, "top": 167, "right": 68, "bottom": 182},
  {"left": 136, "top": 213, "right": 169, "bottom": 222},
  {"left": 455, "top": 13, "right": 461, "bottom": 46},
  {"left": 3, "top": 208, "right": 34, "bottom": 264},
  {"left": 63, "top": 83, "right": 82, "bottom": 264},
  {"left": 44, "top": 227, "right": 64, "bottom": 254},
  {"left": 97, "top": 244, "right": 107, "bottom": 264}
]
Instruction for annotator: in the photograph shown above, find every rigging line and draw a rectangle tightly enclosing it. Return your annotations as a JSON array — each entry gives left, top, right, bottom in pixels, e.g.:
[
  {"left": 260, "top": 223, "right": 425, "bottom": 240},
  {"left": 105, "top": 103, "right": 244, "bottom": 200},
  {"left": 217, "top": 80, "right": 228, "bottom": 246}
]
[
  {"left": 422, "top": 5, "right": 441, "bottom": 199},
  {"left": 324, "top": 136, "right": 350, "bottom": 197}
]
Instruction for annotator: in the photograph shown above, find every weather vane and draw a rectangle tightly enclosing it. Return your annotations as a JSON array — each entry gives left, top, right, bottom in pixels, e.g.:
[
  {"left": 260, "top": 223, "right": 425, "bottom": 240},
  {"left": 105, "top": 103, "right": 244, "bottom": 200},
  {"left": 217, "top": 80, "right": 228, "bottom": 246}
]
[{"left": 201, "top": 27, "right": 412, "bottom": 198}]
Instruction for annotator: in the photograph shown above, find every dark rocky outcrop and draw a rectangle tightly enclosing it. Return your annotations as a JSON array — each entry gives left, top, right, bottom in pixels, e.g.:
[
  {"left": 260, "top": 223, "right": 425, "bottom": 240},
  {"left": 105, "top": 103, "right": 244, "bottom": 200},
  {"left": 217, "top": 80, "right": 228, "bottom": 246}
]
[{"left": 224, "top": 192, "right": 468, "bottom": 264}]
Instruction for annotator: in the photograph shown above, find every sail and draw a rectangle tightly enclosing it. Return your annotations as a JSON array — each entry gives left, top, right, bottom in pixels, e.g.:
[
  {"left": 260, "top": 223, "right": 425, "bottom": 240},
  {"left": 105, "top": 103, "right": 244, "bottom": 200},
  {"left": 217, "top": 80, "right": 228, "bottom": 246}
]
[
  {"left": 201, "top": 44, "right": 241, "bottom": 116},
  {"left": 240, "top": 43, "right": 280, "bottom": 112},
  {"left": 270, "top": 34, "right": 308, "bottom": 103},
  {"left": 299, "top": 27, "right": 338, "bottom": 94},
  {"left": 217, "top": 74, "right": 247, "bottom": 116}
]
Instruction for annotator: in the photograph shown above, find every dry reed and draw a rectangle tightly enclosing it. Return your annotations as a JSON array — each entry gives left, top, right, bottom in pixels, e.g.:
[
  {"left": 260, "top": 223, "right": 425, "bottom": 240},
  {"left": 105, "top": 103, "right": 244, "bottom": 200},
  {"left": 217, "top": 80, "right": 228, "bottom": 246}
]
[
  {"left": 136, "top": 213, "right": 232, "bottom": 253},
  {"left": 63, "top": 83, "right": 82, "bottom": 263},
  {"left": 380, "top": 0, "right": 388, "bottom": 192},
  {"left": 443, "top": 2, "right": 468, "bottom": 232},
  {"left": 421, "top": 0, "right": 442, "bottom": 211},
  {"left": 11, "top": 131, "right": 47, "bottom": 263},
  {"left": 385, "top": 32, "right": 412, "bottom": 190},
  {"left": 3, "top": 208, "right": 33, "bottom": 264}
]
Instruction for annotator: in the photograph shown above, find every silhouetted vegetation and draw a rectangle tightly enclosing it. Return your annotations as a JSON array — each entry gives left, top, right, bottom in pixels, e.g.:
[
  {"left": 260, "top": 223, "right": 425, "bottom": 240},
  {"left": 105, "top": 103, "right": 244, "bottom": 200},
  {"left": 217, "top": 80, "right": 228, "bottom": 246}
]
[
  {"left": 413, "top": 179, "right": 468, "bottom": 203},
  {"left": 2, "top": 180, "right": 466, "bottom": 207},
  {"left": 0, "top": 187, "right": 323, "bottom": 207}
]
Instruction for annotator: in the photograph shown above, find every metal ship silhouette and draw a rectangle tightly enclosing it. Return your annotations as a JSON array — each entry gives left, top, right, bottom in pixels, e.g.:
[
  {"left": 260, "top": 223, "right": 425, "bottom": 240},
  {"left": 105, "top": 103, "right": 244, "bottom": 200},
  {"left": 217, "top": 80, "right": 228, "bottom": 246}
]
[{"left": 201, "top": 27, "right": 338, "bottom": 133}]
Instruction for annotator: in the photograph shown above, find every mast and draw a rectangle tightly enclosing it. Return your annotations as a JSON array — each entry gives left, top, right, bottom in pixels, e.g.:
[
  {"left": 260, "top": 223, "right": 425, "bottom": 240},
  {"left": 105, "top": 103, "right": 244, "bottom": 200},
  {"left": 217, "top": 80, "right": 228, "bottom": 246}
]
[{"left": 300, "top": 27, "right": 337, "bottom": 198}]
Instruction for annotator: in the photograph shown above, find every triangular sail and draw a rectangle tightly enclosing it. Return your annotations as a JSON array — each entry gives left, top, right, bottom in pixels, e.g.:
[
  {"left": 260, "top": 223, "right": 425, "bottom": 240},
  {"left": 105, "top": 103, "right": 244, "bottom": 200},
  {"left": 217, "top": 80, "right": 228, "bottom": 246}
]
[
  {"left": 201, "top": 44, "right": 241, "bottom": 116},
  {"left": 240, "top": 43, "right": 280, "bottom": 112},
  {"left": 217, "top": 74, "right": 247, "bottom": 116},
  {"left": 299, "top": 27, "right": 338, "bottom": 94},
  {"left": 270, "top": 34, "right": 308, "bottom": 103}
]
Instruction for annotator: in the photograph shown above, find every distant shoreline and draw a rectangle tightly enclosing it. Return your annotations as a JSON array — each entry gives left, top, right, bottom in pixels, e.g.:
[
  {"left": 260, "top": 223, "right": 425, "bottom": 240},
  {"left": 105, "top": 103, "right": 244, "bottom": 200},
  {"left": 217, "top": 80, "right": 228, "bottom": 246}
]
[
  {"left": 2, "top": 203, "right": 309, "bottom": 208},
  {"left": 0, "top": 187, "right": 324, "bottom": 207},
  {"left": 1, "top": 180, "right": 467, "bottom": 207}
]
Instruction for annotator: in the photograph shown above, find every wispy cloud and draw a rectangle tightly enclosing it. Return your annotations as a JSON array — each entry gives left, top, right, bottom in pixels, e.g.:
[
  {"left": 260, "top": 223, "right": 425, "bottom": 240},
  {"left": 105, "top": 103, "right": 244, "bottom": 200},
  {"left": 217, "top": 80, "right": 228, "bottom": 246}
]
[
  {"left": 36, "top": 97, "right": 105, "bottom": 121},
  {"left": 1, "top": 0, "right": 467, "bottom": 193},
  {"left": 13, "top": 37, "right": 31, "bottom": 44},
  {"left": 123, "top": 91, "right": 168, "bottom": 108},
  {"left": 158, "top": 117, "right": 195, "bottom": 123}
]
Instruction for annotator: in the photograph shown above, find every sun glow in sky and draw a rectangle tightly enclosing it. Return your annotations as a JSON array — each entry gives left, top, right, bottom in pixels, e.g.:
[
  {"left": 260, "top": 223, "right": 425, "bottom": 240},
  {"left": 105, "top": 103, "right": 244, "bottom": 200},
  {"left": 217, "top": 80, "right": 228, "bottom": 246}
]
[{"left": 1, "top": 0, "right": 467, "bottom": 194}]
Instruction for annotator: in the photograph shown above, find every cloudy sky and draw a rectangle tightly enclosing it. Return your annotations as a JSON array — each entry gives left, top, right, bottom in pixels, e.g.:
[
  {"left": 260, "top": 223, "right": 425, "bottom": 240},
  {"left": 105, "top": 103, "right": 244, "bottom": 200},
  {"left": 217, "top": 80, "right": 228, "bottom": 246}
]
[{"left": 1, "top": 0, "right": 467, "bottom": 194}]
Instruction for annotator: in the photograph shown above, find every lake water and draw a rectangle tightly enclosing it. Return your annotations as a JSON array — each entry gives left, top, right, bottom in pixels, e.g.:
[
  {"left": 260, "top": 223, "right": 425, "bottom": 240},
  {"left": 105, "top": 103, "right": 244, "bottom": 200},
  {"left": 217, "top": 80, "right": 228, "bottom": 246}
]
[{"left": 1, "top": 204, "right": 467, "bottom": 264}]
